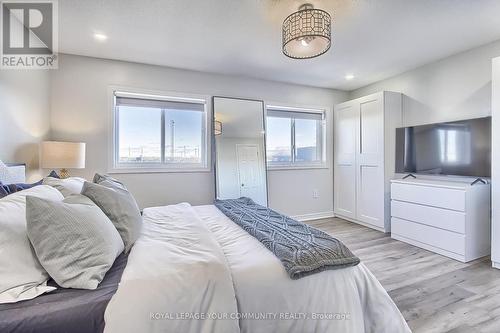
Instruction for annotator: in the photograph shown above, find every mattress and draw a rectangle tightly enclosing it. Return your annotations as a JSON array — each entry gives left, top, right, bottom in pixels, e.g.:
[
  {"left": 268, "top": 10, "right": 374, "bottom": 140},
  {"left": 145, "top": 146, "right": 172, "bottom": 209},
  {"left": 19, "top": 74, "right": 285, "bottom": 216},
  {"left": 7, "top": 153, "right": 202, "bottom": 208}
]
[
  {"left": 2, "top": 203, "right": 410, "bottom": 333},
  {"left": 105, "top": 203, "right": 411, "bottom": 333},
  {"left": 194, "top": 205, "right": 411, "bottom": 333},
  {"left": 0, "top": 253, "right": 128, "bottom": 333}
]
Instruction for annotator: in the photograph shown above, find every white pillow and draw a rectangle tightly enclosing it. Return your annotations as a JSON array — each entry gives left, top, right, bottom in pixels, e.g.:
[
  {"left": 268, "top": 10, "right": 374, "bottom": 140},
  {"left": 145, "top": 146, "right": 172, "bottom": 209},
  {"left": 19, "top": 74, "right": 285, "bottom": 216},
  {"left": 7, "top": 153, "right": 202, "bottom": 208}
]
[
  {"left": 42, "top": 177, "right": 86, "bottom": 197},
  {"left": 0, "top": 185, "right": 64, "bottom": 304}
]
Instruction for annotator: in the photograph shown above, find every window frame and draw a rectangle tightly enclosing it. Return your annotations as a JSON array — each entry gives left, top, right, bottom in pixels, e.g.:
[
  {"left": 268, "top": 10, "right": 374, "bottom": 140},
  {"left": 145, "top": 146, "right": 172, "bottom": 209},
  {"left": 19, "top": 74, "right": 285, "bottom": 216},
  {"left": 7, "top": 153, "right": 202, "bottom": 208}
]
[
  {"left": 265, "top": 105, "right": 327, "bottom": 170},
  {"left": 108, "top": 87, "right": 210, "bottom": 174}
]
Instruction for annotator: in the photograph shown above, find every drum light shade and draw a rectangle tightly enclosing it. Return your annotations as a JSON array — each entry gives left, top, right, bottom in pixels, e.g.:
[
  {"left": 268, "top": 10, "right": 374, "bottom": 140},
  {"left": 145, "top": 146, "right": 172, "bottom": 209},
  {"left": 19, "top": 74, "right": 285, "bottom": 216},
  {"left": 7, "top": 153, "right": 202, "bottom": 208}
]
[
  {"left": 282, "top": 4, "right": 331, "bottom": 59},
  {"left": 41, "top": 141, "right": 86, "bottom": 169}
]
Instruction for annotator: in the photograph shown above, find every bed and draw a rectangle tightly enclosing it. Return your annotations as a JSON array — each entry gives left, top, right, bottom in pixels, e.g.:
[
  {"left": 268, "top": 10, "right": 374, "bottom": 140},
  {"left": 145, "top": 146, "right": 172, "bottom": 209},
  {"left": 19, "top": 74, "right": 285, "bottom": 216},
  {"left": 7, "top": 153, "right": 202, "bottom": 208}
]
[
  {"left": 0, "top": 254, "right": 128, "bottom": 333},
  {"left": 104, "top": 203, "right": 411, "bottom": 333},
  {"left": 0, "top": 162, "right": 410, "bottom": 332}
]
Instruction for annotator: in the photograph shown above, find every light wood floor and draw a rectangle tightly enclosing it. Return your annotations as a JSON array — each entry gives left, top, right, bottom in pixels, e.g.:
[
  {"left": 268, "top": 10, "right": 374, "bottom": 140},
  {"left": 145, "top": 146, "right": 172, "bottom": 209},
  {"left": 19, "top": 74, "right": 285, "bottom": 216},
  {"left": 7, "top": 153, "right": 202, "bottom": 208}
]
[{"left": 308, "top": 217, "right": 500, "bottom": 333}]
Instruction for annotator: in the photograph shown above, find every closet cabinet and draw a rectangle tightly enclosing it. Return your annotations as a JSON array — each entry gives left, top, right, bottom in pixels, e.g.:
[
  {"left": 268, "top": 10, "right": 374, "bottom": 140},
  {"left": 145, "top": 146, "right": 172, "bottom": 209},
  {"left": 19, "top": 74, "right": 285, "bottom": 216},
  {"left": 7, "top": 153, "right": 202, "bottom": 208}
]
[{"left": 334, "top": 91, "right": 402, "bottom": 232}]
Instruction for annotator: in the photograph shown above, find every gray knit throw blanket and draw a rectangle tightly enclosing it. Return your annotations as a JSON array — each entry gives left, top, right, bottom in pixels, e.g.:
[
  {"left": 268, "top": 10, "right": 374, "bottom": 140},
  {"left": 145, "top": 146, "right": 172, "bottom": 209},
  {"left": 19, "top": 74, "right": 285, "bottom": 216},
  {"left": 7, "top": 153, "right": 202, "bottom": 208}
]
[{"left": 214, "top": 197, "right": 360, "bottom": 279}]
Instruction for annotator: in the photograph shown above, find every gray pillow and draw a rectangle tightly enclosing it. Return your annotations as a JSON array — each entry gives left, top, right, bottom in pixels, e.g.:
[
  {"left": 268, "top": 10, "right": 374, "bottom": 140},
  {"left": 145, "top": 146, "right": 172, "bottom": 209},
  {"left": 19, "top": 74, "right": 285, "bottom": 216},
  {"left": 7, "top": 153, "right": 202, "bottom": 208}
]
[
  {"left": 42, "top": 177, "right": 86, "bottom": 197},
  {"left": 93, "top": 173, "right": 127, "bottom": 190},
  {"left": 81, "top": 181, "right": 142, "bottom": 253},
  {"left": 26, "top": 194, "right": 124, "bottom": 289}
]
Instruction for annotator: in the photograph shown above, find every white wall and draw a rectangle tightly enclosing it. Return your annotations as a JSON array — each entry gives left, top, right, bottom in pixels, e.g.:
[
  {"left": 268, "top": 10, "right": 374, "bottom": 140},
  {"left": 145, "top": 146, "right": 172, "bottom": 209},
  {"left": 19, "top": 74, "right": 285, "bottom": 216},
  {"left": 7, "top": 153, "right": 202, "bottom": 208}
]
[
  {"left": 50, "top": 54, "right": 348, "bottom": 215},
  {"left": 492, "top": 56, "right": 500, "bottom": 268},
  {"left": 0, "top": 70, "right": 51, "bottom": 181},
  {"left": 350, "top": 40, "right": 500, "bottom": 126}
]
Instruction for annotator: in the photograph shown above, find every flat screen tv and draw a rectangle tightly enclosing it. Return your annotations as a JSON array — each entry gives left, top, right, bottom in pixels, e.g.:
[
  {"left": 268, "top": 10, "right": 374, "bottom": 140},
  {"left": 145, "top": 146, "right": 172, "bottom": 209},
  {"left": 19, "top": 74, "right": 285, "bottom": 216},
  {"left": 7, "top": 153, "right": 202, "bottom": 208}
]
[{"left": 395, "top": 117, "right": 491, "bottom": 178}]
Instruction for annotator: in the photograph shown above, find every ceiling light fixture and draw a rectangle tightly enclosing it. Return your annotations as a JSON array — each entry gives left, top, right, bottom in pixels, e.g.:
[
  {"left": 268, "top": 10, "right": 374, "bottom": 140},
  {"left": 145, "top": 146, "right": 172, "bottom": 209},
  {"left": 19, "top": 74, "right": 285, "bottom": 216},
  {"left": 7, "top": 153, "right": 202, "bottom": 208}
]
[
  {"left": 345, "top": 74, "right": 355, "bottom": 80},
  {"left": 93, "top": 33, "right": 108, "bottom": 42},
  {"left": 282, "top": 3, "right": 331, "bottom": 59}
]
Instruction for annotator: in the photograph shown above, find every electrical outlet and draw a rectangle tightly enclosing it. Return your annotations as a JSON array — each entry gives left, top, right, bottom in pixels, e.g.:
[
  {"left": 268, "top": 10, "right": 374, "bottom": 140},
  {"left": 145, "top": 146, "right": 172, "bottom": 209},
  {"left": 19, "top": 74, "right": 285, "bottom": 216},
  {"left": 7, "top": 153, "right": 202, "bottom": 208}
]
[{"left": 313, "top": 189, "right": 319, "bottom": 199}]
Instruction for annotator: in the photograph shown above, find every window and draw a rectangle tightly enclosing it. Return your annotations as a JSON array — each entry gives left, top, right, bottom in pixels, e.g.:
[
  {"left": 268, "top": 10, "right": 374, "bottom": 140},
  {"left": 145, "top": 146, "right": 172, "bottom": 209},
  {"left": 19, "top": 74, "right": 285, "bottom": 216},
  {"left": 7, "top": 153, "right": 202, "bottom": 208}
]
[
  {"left": 112, "top": 91, "right": 208, "bottom": 172},
  {"left": 266, "top": 107, "right": 326, "bottom": 168},
  {"left": 266, "top": 116, "right": 292, "bottom": 163}
]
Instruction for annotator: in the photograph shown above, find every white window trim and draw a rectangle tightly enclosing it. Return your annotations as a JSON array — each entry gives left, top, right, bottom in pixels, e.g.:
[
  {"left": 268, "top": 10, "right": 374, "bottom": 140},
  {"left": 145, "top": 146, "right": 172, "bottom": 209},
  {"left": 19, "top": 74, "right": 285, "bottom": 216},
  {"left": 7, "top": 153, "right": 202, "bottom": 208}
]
[
  {"left": 107, "top": 86, "right": 211, "bottom": 174},
  {"left": 265, "top": 103, "right": 328, "bottom": 170}
]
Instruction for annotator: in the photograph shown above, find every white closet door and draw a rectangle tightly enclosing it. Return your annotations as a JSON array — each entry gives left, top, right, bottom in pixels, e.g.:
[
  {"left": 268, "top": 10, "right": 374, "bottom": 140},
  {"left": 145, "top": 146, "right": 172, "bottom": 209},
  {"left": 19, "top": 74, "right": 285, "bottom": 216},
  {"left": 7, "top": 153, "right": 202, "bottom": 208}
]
[
  {"left": 334, "top": 102, "right": 358, "bottom": 219},
  {"left": 356, "top": 94, "right": 385, "bottom": 228}
]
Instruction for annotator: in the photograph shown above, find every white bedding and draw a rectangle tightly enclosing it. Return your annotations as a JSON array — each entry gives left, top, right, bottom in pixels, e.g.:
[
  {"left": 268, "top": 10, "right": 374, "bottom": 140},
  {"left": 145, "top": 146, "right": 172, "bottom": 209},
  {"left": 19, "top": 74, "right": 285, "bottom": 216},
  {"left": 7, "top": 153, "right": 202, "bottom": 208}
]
[
  {"left": 105, "top": 203, "right": 411, "bottom": 333},
  {"left": 0, "top": 186, "right": 63, "bottom": 304},
  {"left": 104, "top": 203, "right": 239, "bottom": 333}
]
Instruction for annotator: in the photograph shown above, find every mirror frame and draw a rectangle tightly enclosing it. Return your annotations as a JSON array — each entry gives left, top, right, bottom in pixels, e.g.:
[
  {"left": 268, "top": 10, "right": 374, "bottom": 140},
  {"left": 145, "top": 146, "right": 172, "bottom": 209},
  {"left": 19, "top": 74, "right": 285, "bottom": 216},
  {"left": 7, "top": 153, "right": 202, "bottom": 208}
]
[{"left": 212, "top": 96, "right": 269, "bottom": 207}]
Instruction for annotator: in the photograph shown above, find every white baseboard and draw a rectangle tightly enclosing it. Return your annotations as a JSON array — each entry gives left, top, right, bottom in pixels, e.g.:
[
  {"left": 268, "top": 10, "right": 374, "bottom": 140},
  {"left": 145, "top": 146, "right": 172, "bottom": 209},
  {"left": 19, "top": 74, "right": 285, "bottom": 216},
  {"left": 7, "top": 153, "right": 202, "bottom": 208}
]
[
  {"left": 292, "top": 211, "right": 334, "bottom": 222},
  {"left": 493, "top": 262, "right": 500, "bottom": 269},
  {"left": 334, "top": 213, "right": 388, "bottom": 233}
]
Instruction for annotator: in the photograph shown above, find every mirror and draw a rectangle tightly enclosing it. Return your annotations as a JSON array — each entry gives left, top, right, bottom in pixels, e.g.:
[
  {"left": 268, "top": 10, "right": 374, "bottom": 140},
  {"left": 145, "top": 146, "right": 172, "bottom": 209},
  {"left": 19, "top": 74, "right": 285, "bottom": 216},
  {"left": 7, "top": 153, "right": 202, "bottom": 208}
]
[{"left": 213, "top": 97, "right": 268, "bottom": 206}]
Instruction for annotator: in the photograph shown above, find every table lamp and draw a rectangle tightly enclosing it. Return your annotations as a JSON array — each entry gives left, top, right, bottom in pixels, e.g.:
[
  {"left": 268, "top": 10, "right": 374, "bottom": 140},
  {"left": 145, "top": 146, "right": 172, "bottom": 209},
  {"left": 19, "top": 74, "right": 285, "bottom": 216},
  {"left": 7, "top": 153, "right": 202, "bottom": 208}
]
[{"left": 41, "top": 141, "right": 86, "bottom": 178}]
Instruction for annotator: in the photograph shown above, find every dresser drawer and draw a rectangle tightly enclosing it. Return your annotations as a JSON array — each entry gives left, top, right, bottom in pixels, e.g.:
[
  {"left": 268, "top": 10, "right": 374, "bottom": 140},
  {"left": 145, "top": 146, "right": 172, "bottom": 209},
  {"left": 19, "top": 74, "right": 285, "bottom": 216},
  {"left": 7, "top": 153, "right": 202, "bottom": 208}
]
[
  {"left": 391, "top": 200, "right": 466, "bottom": 234},
  {"left": 392, "top": 217, "right": 465, "bottom": 255},
  {"left": 391, "top": 183, "right": 466, "bottom": 211}
]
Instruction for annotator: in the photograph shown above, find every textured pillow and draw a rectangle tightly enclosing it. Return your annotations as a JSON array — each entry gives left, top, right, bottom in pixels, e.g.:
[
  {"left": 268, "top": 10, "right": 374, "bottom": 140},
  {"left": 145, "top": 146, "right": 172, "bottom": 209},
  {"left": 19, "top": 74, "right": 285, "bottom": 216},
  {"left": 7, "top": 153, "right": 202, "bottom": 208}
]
[
  {"left": 93, "top": 173, "right": 127, "bottom": 190},
  {"left": 0, "top": 185, "right": 64, "bottom": 304},
  {"left": 82, "top": 181, "right": 142, "bottom": 253},
  {"left": 0, "top": 182, "right": 6, "bottom": 197},
  {"left": 47, "top": 170, "right": 60, "bottom": 179},
  {"left": 26, "top": 194, "right": 124, "bottom": 289},
  {"left": 0, "top": 181, "right": 17, "bottom": 198},
  {"left": 42, "top": 176, "right": 85, "bottom": 197}
]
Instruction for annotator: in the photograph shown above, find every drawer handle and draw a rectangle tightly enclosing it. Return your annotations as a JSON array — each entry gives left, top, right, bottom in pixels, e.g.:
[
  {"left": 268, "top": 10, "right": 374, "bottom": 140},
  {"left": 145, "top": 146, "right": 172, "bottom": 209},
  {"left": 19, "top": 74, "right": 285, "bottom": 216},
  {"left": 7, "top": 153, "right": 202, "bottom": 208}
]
[{"left": 471, "top": 178, "right": 487, "bottom": 185}]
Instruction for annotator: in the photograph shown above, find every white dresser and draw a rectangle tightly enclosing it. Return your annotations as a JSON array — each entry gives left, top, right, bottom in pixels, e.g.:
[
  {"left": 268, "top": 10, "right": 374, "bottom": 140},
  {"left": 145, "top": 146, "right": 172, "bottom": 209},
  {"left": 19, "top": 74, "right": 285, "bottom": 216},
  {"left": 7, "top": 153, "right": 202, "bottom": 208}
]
[{"left": 390, "top": 178, "right": 490, "bottom": 262}]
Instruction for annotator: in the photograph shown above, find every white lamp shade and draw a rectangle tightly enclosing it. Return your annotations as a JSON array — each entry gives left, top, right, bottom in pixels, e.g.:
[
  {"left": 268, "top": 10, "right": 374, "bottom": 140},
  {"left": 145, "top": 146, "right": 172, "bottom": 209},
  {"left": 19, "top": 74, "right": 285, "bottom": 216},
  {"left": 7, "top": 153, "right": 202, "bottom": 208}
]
[{"left": 41, "top": 141, "right": 86, "bottom": 169}]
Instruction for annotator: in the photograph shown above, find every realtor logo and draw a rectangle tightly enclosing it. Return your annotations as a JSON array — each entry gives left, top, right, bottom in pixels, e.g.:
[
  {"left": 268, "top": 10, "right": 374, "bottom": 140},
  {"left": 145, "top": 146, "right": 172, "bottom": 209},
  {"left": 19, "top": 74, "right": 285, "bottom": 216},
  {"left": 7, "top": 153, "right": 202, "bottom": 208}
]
[{"left": 1, "top": 0, "right": 58, "bottom": 69}]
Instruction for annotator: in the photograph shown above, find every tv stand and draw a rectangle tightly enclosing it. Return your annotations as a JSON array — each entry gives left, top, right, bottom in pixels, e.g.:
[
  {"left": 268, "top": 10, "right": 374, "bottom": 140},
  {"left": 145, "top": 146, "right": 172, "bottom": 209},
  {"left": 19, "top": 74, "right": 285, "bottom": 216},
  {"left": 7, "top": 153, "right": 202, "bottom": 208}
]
[{"left": 390, "top": 178, "right": 491, "bottom": 262}]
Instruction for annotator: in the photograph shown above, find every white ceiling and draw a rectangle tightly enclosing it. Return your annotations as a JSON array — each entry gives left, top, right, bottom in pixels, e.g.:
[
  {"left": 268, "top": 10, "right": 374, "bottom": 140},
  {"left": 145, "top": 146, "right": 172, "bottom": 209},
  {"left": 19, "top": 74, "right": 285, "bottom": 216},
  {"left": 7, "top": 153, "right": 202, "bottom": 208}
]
[{"left": 59, "top": 0, "right": 500, "bottom": 91}]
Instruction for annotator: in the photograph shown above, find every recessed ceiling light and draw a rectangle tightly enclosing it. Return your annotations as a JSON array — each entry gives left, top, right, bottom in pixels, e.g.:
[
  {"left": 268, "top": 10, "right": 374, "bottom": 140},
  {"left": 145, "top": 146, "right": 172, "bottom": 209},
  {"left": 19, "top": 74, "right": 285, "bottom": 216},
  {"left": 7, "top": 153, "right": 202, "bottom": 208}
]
[
  {"left": 345, "top": 74, "right": 355, "bottom": 80},
  {"left": 93, "top": 33, "right": 108, "bottom": 42}
]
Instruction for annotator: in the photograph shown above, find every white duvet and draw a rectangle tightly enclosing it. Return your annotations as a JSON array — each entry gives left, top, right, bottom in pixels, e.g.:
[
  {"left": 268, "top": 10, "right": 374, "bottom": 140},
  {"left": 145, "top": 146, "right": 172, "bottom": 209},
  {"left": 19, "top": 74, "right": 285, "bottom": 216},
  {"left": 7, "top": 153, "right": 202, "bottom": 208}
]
[{"left": 105, "top": 203, "right": 411, "bottom": 333}]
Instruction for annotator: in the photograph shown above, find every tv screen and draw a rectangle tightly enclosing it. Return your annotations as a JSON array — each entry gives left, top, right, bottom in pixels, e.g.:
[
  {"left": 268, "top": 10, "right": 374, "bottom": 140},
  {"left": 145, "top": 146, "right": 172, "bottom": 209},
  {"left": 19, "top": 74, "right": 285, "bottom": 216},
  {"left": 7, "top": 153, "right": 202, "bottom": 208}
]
[{"left": 395, "top": 117, "right": 491, "bottom": 177}]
